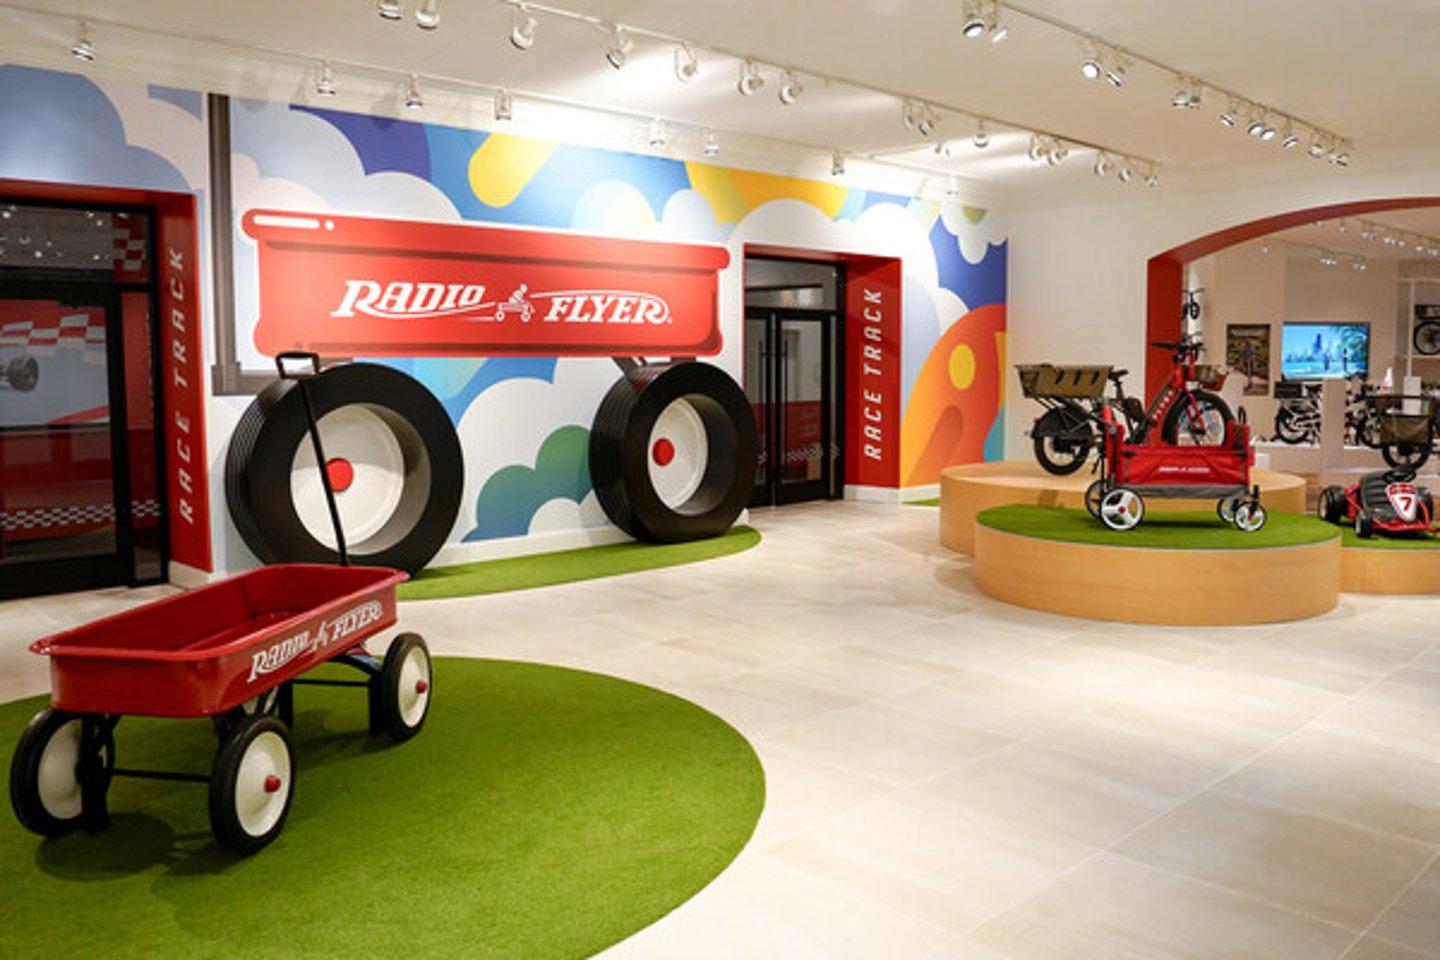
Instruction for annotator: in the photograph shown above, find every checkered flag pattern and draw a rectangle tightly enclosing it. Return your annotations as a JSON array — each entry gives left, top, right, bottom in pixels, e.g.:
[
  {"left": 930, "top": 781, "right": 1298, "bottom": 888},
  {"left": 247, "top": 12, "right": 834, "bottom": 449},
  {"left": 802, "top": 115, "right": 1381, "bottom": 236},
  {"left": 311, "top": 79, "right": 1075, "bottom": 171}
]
[
  {"left": 0, "top": 312, "right": 106, "bottom": 362},
  {"left": 1, "top": 498, "right": 159, "bottom": 540},
  {"left": 111, "top": 213, "right": 147, "bottom": 279}
]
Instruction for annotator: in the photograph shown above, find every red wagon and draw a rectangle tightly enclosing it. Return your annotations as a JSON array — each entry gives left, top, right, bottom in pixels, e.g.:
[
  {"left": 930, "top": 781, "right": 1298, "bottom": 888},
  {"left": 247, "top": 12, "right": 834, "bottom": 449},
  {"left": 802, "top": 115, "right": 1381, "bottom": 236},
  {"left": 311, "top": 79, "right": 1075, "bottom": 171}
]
[
  {"left": 9, "top": 563, "right": 430, "bottom": 855},
  {"left": 1084, "top": 413, "right": 1266, "bottom": 532}
]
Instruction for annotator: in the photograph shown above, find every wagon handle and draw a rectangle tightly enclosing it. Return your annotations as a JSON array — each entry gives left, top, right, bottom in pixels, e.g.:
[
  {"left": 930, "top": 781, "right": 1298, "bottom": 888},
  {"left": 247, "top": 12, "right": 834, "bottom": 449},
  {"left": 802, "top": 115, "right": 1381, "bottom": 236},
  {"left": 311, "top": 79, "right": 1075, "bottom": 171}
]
[{"left": 274, "top": 351, "right": 348, "bottom": 567}]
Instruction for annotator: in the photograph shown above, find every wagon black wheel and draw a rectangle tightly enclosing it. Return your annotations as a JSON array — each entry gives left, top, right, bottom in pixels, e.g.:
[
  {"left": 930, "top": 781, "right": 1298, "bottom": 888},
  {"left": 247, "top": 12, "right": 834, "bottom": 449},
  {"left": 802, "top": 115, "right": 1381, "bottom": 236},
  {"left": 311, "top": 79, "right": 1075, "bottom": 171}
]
[
  {"left": 1031, "top": 407, "right": 1094, "bottom": 475},
  {"left": 209, "top": 714, "right": 293, "bottom": 856},
  {"left": 1160, "top": 389, "right": 1233, "bottom": 445},
  {"left": 9, "top": 708, "right": 113, "bottom": 837},
  {"left": 589, "top": 362, "right": 757, "bottom": 542},
  {"left": 5, "top": 355, "right": 38, "bottom": 392},
  {"left": 226, "top": 363, "right": 463, "bottom": 574},
  {"left": 1414, "top": 320, "right": 1440, "bottom": 356},
  {"left": 1217, "top": 495, "right": 1241, "bottom": 524},
  {"left": 1318, "top": 485, "right": 1347, "bottom": 524},
  {"left": 1382, "top": 441, "right": 1431, "bottom": 471},
  {"left": 372, "top": 632, "right": 431, "bottom": 742},
  {"left": 1083, "top": 478, "right": 1106, "bottom": 519}
]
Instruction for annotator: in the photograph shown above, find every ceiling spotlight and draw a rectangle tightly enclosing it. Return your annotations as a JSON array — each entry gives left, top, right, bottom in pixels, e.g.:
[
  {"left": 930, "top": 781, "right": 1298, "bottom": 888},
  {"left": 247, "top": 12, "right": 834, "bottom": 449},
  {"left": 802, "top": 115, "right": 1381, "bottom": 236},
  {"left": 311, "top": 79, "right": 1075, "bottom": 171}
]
[
  {"left": 403, "top": 72, "right": 423, "bottom": 110},
  {"left": 962, "top": 0, "right": 987, "bottom": 38},
  {"left": 605, "top": 25, "right": 633, "bottom": 70},
  {"left": 415, "top": 0, "right": 440, "bottom": 29},
  {"left": 494, "top": 88, "right": 513, "bottom": 121},
  {"left": 1104, "top": 54, "right": 1128, "bottom": 87},
  {"left": 1260, "top": 238, "right": 1271, "bottom": 254},
  {"left": 934, "top": 139, "right": 955, "bottom": 157},
  {"left": 315, "top": 59, "right": 337, "bottom": 97},
  {"left": 1308, "top": 134, "right": 1327, "bottom": 159},
  {"left": 1280, "top": 123, "right": 1299, "bottom": 148},
  {"left": 1246, "top": 111, "right": 1266, "bottom": 137},
  {"left": 973, "top": 119, "right": 989, "bottom": 149},
  {"left": 778, "top": 69, "right": 803, "bottom": 105},
  {"left": 378, "top": 0, "right": 403, "bottom": 20},
  {"left": 737, "top": 60, "right": 764, "bottom": 96},
  {"left": 1080, "top": 41, "right": 1101, "bottom": 80},
  {"left": 648, "top": 118, "right": 668, "bottom": 150},
  {"left": 902, "top": 98, "right": 919, "bottom": 130},
  {"left": 1186, "top": 80, "right": 1203, "bottom": 109},
  {"left": 1360, "top": 226, "right": 1375, "bottom": 241},
  {"left": 510, "top": 5, "right": 537, "bottom": 50},
  {"left": 1171, "top": 76, "right": 1191, "bottom": 108},
  {"left": 989, "top": 0, "right": 1009, "bottom": 43},
  {"left": 1331, "top": 142, "right": 1351, "bottom": 166},
  {"left": 831, "top": 150, "right": 846, "bottom": 177},
  {"left": 1094, "top": 153, "right": 1110, "bottom": 177},
  {"left": 1027, "top": 134, "right": 1049, "bottom": 163},
  {"left": 1047, "top": 139, "right": 1069, "bottom": 165},
  {"left": 702, "top": 129, "right": 719, "bottom": 157},
  {"left": 70, "top": 19, "right": 95, "bottom": 61},
  {"left": 674, "top": 43, "right": 698, "bottom": 82},
  {"left": 1144, "top": 167, "right": 1159, "bottom": 188},
  {"left": 1260, "top": 120, "right": 1277, "bottom": 141},
  {"left": 1220, "top": 97, "right": 1238, "bottom": 127},
  {"left": 916, "top": 104, "right": 939, "bottom": 137},
  {"left": 1118, "top": 162, "right": 1133, "bottom": 183}
]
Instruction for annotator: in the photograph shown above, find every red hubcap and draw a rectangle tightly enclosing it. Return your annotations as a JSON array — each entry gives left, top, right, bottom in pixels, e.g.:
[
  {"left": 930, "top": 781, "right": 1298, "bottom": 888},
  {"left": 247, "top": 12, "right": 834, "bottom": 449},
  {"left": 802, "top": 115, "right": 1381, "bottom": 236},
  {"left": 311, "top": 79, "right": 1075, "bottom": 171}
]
[
  {"left": 325, "top": 457, "right": 355, "bottom": 492},
  {"left": 415, "top": 678, "right": 429, "bottom": 694},
  {"left": 651, "top": 438, "right": 675, "bottom": 466},
  {"left": 263, "top": 774, "right": 282, "bottom": 794}
]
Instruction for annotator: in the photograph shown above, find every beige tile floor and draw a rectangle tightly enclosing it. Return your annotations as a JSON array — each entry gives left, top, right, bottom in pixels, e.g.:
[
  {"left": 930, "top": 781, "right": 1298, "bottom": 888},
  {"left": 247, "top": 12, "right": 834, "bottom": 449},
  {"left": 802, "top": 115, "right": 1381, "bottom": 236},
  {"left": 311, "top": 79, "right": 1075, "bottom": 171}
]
[{"left": 4, "top": 500, "right": 1440, "bottom": 959}]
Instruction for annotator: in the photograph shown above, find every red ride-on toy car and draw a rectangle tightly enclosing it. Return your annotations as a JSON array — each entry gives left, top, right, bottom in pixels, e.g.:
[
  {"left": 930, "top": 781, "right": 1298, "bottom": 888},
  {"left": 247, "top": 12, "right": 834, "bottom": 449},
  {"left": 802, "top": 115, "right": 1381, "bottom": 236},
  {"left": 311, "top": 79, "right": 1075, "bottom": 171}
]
[{"left": 1318, "top": 468, "right": 1437, "bottom": 538}]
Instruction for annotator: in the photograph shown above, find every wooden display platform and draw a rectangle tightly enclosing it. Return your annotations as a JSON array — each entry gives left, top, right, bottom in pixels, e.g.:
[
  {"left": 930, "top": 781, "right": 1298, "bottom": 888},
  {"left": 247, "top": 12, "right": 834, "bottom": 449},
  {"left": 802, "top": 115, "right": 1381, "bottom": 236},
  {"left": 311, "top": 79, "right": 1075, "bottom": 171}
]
[
  {"left": 940, "top": 461, "right": 1307, "bottom": 555},
  {"left": 1341, "top": 546, "right": 1440, "bottom": 594},
  {"left": 974, "top": 523, "right": 1341, "bottom": 625}
]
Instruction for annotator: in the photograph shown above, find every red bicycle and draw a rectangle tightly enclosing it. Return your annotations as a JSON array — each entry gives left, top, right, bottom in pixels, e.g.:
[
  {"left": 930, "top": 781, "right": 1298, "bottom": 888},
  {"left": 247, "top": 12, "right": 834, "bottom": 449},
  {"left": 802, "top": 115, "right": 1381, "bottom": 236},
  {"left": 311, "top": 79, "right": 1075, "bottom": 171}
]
[{"left": 1139, "top": 334, "right": 1234, "bottom": 446}]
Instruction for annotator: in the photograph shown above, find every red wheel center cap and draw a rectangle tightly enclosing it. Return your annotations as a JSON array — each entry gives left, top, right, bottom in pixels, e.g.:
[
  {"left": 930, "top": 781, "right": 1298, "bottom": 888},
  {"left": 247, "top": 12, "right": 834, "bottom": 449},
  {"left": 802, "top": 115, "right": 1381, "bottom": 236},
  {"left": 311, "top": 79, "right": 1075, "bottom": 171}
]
[
  {"left": 325, "top": 457, "right": 355, "bottom": 493},
  {"left": 263, "top": 774, "right": 283, "bottom": 794},
  {"left": 652, "top": 438, "right": 676, "bottom": 467},
  {"left": 415, "top": 678, "right": 429, "bottom": 694}
]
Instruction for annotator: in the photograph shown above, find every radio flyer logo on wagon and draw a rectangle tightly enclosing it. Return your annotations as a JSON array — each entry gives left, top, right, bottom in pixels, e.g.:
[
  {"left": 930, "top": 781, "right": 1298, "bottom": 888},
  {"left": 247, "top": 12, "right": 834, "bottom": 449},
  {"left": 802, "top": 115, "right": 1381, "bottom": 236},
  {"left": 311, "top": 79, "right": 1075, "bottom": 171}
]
[{"left": 242, "top": 210, "right": 731, "bottom": 358}]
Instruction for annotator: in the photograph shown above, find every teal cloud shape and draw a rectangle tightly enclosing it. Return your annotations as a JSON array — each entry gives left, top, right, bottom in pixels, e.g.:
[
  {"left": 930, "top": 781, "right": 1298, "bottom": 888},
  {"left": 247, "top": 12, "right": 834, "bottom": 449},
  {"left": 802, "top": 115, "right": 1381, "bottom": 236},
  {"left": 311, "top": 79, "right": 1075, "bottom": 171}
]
[{"left": 464, "top": 425, "right": 592, "bottom": 541}]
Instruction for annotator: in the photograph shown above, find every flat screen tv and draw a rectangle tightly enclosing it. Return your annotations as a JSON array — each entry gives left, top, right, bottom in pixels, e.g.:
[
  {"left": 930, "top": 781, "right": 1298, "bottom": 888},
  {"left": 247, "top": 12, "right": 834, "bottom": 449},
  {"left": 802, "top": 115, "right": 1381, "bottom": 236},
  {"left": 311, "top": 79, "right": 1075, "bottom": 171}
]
[{"left": 1279, "top": 322, "right": 1369, "bottom": 380}]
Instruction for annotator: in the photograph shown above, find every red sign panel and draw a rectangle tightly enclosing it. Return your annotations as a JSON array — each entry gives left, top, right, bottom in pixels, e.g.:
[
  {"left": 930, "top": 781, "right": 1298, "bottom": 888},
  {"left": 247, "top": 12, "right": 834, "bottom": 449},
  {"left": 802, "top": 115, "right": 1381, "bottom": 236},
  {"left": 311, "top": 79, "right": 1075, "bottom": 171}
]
[
  {"left": 160, "top": 200, "right": 211, "bottom": 572},
  {"left": 845, "top": 258, "right": 902, "bottom": 489},
  {"left": 241, "top": 210, "right": 731, "bottom": 358}
]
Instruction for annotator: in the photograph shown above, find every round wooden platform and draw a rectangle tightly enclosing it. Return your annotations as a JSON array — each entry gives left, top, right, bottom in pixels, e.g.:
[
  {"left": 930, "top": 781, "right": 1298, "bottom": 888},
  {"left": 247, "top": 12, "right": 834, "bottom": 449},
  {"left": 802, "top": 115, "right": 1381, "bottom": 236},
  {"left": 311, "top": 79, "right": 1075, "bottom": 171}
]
[
  {"left": 974, "top": 523, "right": 1342, "bottom": 625},
  {"left": 1341, "top": 546, "right": 1440, "bottom": 594},
  {"left": 940, "top": 461, "right": 1308, "bottom": 555}
]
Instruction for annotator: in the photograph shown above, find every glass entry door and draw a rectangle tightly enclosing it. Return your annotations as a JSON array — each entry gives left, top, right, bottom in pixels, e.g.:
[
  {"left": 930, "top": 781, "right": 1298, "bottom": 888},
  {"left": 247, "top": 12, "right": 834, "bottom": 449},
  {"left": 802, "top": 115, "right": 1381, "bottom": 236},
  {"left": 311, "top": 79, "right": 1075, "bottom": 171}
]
[
  {"left": 0, "top": 203, "right": 163, "bottom": 599},
  {"left": 746, "top": 309, "right": 841, "bottom": 506}
]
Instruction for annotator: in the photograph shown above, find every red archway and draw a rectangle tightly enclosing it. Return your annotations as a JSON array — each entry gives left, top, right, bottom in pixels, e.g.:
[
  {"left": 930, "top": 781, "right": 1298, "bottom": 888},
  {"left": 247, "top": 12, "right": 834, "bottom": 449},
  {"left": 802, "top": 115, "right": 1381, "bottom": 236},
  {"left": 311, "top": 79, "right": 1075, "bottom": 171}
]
[{"left": 1145, "top": 197, "right": 1440, "bottom": 399}]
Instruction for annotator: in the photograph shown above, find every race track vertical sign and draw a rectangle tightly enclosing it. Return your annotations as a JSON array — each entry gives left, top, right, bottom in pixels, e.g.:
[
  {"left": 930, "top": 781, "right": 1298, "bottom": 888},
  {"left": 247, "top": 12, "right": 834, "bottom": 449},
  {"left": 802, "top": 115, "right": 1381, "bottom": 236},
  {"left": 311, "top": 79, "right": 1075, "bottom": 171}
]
[{"left": 845, "top": 258, "right": 902, "bottom": 489}]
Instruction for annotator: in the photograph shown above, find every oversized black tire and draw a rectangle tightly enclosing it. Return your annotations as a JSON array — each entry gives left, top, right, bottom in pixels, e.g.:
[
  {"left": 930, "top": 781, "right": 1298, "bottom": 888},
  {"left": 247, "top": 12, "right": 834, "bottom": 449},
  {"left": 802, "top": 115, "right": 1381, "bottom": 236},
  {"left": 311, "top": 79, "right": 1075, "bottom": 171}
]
[
  {"left": 9, "top": 708, "right": 113, "bottom": 837},
  {"left": 589, "top": 362, "right": 757, "bottom": 542},
  {"left": 1414, "top": 320, "right": 1440, "bottom": 356},
  {"left": 1318, "top": 485, "right": 1347, "bottom": 524},
  {"left": 226, "top": 363, "right": 462, "bottom": 574},
  {"left": 1031, "top": 407, "right": 1094, "bottom": 475},
  {"left": 1382, "top": 441, "right": 1432, "bottom": 471},
  {"left": 5, "top": 355, "right": 38, "bottom": 392},
  {"left": 371, "top": 632, "right": 431, "bottom": 742},
  {"left": 1161, "top": 389, "right": 1233, "bottom": 446},
  {"left": 209, "top": 714, "right": 293, "bottom": 856}
]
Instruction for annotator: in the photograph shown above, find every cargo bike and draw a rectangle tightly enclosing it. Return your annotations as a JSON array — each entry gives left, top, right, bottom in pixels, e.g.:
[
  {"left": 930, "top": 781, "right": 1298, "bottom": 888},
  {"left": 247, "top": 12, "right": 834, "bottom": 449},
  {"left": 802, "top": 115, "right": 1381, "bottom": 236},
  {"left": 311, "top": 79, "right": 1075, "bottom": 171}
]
[
  {"left": 8, "top": 354, "right": 432, "bottom": 856},
  {"left": 1083, "top": 406, "right": 1266, "bottom": 533}
]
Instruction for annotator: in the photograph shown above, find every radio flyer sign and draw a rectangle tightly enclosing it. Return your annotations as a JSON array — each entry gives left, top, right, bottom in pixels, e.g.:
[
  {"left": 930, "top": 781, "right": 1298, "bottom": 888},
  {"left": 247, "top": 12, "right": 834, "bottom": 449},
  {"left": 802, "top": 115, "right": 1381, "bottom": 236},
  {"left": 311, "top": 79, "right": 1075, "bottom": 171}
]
[{"left": 241, "top": 210, "right": 731, "bottom": 358}]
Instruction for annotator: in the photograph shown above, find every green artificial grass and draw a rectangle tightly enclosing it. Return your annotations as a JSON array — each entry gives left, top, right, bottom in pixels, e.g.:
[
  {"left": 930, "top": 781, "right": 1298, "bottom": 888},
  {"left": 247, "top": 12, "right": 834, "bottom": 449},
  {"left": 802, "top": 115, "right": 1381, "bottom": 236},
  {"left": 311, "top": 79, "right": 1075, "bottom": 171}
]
[
  {"left": 400, "top": 526, "right": 760, "bottom": 600},
  {"left": 978, "top": 503, "right": 1341, "bottom": 550},
  {"left": 0, "top": 659, "right": 764, "bottom": 959},
  {"left": 1337, "top": 525, "right": 1440, "bottom": 549},
  {"left": 906, "top": 498, "right": 941, "bottom": 507}
]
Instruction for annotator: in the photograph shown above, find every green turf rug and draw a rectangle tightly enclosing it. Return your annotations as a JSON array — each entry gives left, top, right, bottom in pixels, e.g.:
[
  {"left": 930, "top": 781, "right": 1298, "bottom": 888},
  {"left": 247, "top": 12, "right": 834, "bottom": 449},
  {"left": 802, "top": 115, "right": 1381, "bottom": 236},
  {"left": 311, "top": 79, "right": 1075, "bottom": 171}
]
[
  {"left": 978, "top": 504, "right": 1340, "bottom": 549},
  {"left": 401, "top": 525, "right": 761, "bottom": 600},
  {"left": 0, "top": 659, "right": 764, "bottom": 959},
  {"left": 1338, "top": 526, "right": 1440, "bottom": 549}
]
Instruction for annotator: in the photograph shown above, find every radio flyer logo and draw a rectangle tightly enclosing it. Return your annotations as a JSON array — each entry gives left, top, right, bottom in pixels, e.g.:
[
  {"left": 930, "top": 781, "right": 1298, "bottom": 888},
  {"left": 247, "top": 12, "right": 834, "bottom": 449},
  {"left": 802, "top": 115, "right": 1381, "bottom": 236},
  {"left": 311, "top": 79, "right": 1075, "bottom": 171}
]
[{"left": 246, "top": 600, "right": 384, "bottom": 683}]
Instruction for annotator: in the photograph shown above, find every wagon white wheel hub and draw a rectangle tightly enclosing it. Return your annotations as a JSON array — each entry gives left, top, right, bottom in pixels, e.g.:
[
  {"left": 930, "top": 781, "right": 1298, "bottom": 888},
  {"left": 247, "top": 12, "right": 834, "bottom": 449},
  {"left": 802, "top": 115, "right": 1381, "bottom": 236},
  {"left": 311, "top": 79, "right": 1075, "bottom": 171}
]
[
  {"left": 291, "top": 404, "right": 406, "bottom": 548},
  {"left": 36, "top": 719, "right": 84, "bottom": 820},
  {"left": 648, "top": 397, "right": 708, "bottom": 509},
  {"left": 234, "top": 730, "right": 291, "bottom": 838},
  {"left": 397, "top": 647, "right": 431, "bottom": 728},
  {"left": 1101, "top": 489, "right": 1143, "bottom": 529}
]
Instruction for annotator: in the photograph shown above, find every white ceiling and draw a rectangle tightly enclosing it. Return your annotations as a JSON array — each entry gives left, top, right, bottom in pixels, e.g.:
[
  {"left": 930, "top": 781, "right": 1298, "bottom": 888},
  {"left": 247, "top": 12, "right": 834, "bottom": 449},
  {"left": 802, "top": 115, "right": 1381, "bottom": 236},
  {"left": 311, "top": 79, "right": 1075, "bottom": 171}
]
[{"left": 2, "top": 0, "right": 1440, "bottom": 252}]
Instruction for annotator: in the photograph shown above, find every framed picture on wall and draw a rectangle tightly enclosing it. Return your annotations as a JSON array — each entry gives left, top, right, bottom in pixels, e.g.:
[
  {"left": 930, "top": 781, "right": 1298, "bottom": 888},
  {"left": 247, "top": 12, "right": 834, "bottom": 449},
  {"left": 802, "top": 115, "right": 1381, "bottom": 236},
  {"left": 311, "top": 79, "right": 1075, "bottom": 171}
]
[{"left": 1226, "top": 323, "right": 1271, "bottom": 396}]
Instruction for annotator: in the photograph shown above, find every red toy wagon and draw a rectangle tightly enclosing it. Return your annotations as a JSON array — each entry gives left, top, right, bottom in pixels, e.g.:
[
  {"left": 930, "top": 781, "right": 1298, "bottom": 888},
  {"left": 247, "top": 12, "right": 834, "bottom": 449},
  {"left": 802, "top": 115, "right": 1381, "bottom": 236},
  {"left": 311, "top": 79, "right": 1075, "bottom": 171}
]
[
  {"left": 8, "top": 563, "right": 431, "bottom": 855},
  {"left": 1084, "top": 412, "right": 1266, "bottom": 532}
]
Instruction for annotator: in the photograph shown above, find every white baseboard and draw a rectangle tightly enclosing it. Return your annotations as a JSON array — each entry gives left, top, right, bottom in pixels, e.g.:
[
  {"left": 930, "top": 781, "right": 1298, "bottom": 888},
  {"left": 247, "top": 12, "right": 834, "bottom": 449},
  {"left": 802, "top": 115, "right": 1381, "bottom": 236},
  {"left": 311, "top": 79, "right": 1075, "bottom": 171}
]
[
  {"left": 168, "top": 560, "right": 217, "bottom": 589},
  {"left": 845, "top": 484, "right": 939, "bottom": 504}
]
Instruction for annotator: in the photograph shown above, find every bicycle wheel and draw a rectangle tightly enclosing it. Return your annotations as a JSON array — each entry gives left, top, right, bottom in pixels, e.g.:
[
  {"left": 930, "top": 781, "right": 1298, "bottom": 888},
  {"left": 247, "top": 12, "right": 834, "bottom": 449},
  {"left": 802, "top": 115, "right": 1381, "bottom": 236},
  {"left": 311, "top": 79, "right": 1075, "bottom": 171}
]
[
  {"left": 1031, "top": 407, "right": 1094, "bottom": 475},
  {"left": 1160, "top": 389, "right": 1233, "bottom": 446},
  {"left": 1273, "top": 407, "right": 1309, "bottom": 444},
  {"left": 1414, "top": 320, "right": 1440, "bottom": 356},
  {"left": 1382, "top": 441, "right": 1431, "bottom": 471}
]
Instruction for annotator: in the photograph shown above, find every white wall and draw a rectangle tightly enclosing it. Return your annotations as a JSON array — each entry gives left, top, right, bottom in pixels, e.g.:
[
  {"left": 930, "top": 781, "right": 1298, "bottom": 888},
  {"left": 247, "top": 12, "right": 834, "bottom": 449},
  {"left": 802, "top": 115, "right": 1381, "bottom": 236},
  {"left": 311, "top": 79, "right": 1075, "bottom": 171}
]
[{"left": 1006, "top": 157, "right": 1440, "bottom": 454}]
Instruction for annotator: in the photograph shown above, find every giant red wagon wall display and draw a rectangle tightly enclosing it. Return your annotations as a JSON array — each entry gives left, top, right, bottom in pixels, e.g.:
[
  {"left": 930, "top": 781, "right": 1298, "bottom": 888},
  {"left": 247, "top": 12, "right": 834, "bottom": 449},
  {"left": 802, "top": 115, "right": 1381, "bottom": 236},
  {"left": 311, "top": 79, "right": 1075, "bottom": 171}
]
[{"left": 229, "top": 210, "right": 757, "bottom": 570}]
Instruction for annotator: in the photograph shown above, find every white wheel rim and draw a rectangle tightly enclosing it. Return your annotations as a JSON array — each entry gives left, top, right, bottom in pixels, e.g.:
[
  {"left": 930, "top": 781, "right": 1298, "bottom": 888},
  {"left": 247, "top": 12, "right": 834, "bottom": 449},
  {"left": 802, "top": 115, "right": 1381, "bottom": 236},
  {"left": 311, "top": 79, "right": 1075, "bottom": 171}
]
[
  {"left": 1237, "top": 505, "right": 1264, "bottom": 531},
  {"left": 291, "top": 405, "right": 406, "bottom": 548},
  {"left": 234, "top": 730, "right": 291, "bottom": 838},
  {"left": 1102, "top": 490, "right": 1141, "bottom": 528},
  {"left": 648, "top": 398, "right": 708, "bottom": 509},
  {"left": 36, "top": 719, "right": 83, "bottom": 820},
  {"left": 397, "top": 647, "right": 431, "bottom": 728}
]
